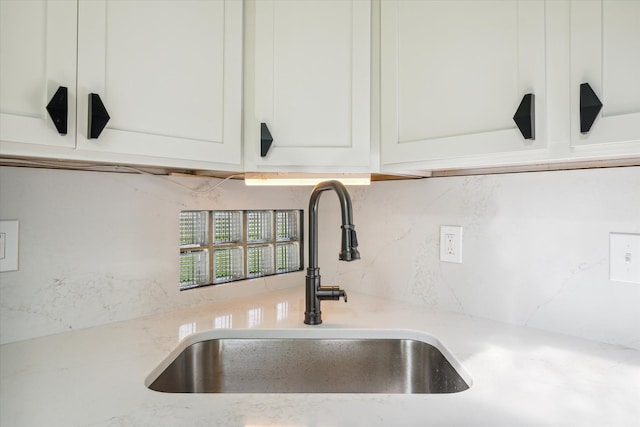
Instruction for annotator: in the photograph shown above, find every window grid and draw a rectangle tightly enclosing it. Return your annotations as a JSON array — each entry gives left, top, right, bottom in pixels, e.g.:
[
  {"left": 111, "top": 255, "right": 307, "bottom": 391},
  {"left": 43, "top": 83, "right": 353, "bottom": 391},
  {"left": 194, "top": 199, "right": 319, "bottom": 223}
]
[{"left": 179, "top": 210, "right": 303, "bottom": 290}]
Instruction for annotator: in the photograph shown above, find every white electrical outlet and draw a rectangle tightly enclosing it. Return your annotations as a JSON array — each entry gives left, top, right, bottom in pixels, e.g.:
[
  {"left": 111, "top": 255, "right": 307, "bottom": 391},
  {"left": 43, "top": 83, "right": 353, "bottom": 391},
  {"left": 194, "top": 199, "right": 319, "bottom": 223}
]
[
  {"left": 610, "top": 232, "right": 640, "bottom": 284},
  {"left": 440, "top": 225, "right": 462, "bottom": 263},
  {"left": 0, "top": 220, "right": 19, "bottom": 272}
]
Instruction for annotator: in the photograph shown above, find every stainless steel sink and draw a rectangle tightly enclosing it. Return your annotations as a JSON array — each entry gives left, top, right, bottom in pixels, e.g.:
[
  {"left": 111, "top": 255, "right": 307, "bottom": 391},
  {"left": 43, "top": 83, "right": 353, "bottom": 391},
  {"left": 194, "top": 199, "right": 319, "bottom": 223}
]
[{"left": 146, "top": 329, "right": 471, "bottom": 394}]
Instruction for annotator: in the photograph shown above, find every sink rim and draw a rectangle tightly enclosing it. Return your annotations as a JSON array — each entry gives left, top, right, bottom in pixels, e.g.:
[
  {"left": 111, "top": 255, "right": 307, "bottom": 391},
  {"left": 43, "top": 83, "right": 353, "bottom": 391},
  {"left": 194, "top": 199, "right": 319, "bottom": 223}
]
[{"left": 145, "top": 328, "right": 473, "bottom": 391}]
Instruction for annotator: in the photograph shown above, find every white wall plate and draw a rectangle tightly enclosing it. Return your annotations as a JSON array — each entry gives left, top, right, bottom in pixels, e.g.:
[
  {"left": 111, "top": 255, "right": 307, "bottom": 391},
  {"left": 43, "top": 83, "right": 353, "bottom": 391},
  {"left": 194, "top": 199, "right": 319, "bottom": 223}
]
[{"left": 0, "top": 220, "right": 19, "bottom": 272}]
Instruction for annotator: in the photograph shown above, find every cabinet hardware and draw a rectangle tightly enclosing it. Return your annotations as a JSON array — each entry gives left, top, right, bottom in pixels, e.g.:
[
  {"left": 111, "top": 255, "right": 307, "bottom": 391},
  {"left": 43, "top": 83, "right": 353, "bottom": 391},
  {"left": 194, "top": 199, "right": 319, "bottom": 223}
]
[
  {"left": 88, "top": 93, "right": 110, "bottom": 139},
  {"left": 45, "top": 86, "right": 68, "bottom": 135},
  {"left": 261, "top": 123, "right": 273, "bottom": 157},
  {"left": 513, "top": 93, "right": 535, "bottom": 140},
  {"left": 579, "top": 83, "right": 602, "bottom": 134}
]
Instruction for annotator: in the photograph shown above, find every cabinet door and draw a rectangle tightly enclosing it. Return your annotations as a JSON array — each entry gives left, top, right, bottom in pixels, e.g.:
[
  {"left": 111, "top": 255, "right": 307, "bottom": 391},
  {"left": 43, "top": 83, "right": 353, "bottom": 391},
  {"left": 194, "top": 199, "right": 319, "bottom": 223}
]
[
  {"left": 381, "top": 0, "right": 547, "bottom": 172},
  {"left": 245, "top": 0, "right": 371, "bottom": 172},
  {"left": 0, "top": 0, "right": 77, "bottom": 149},
  {"left": 75, "top": 0, "right": 242, "bottom": 169},
  {"left": 570, "top": 0, "right": 640, "bottom": 157}
]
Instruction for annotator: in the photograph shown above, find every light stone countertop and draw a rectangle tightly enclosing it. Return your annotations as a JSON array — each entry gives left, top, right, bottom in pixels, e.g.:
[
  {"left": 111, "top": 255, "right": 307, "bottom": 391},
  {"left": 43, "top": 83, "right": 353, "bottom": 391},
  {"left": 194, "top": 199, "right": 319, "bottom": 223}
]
[{"left": 1, "top": 288, "right": 639, "bottom": 427}]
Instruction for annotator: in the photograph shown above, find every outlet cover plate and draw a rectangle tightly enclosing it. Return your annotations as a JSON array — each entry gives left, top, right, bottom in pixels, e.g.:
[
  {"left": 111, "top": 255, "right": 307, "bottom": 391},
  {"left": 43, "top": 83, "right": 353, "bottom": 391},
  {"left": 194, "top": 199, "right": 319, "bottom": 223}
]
[
  {"left": 0, "top": 220, "right": 19, "bottom": 272},
  {"left": 610, "top": 232, "right": 640, "bottom": 284},
  {"left": 440, "top": 225, "right": 463, "bottom": 263}
]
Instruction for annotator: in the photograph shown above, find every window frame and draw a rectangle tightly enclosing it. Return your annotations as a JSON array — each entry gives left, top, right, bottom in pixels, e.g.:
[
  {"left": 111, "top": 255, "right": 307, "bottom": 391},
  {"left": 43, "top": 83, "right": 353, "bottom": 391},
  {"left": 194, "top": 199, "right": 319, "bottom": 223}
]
[{"left": 179, "top": 209, "right": 304, "bottom": 290}]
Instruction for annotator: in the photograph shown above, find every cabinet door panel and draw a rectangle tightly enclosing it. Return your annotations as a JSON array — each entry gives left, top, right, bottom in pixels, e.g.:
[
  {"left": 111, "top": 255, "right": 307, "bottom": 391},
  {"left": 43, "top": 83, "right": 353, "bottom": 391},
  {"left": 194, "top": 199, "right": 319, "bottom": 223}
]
[
  {"left": 570, "top": 0, "right": 640, "bottom": 155},
  {"left": 397, "top": 2, "right": 517, "bottom": 141},
  {"left": 381, "top": 0, "right": 547, "bottom": 171},
  {"left": 76, "top": 0, "right": 242, "bottom": 168},
  {"left": 246, "top": 0, "right": 370, "bottom": 171},
  {"left": 0, "top": 0, "right": 77, "bottom": 149},
  {"left": 271, "top": 1, "right": 352, "bottom": 148}
]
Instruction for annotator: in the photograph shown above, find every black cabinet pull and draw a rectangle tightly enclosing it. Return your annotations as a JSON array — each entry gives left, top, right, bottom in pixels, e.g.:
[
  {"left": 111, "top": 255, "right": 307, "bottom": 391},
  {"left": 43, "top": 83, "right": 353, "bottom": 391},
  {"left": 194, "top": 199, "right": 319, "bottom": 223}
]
[
  {"left": 46, "top": 86, "right": 68, "bottom": 135},
  {"left": 88, "top": 93, "right": 110, "bottom": 139},
  {"left": 580, "top": 83, "right": 602, "bottom": 134},
  {"left": 261, "top": 122, "right": 273, "bottom": 157},
  {"left": 513, "top": 93, "right": 535, "bottom": 140}
]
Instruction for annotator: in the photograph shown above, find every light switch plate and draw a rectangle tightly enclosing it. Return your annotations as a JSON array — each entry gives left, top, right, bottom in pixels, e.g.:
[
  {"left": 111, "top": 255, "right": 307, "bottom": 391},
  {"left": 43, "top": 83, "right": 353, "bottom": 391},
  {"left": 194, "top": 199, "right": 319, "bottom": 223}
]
[
  {"left": 0, "top": 232, "right": 5, "bottom": 259},
  {"left": 610, "top": 232, "right": 640, "bottom": 284},
  {"left": 0, "top": 220, "right": 19, "bottom": 272}
]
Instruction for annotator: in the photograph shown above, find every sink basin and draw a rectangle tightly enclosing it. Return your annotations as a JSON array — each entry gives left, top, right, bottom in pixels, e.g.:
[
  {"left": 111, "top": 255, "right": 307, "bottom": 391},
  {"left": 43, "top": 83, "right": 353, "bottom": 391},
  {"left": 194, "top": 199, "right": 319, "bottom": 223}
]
[{"left": 146, "top": 329, "right": 471, "bottom": 394}]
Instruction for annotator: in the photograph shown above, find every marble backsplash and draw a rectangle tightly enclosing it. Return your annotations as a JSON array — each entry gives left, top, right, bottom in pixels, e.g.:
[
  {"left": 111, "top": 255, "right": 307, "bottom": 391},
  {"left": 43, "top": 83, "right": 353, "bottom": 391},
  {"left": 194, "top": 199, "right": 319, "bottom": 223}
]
[
  {"left": 317, "top": 166, "right": 640, "bottom": 349},
  {"left": 0, "top": 167, "right": 309, "bottom": 344},
  {"left": 1, "top": 165, "right": 639, "bottom": 349}
]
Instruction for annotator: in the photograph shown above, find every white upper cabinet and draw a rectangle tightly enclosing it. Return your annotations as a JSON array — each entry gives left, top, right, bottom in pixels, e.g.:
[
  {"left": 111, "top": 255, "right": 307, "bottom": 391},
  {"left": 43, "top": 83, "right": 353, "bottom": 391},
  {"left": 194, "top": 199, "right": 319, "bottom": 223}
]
[
  {"left": 568, "top": 0, "right": 640, "bottom": 159},
  {"left": 3, "top": 0, "right": 638, "bottom": 175},
  {"left": 1, "top": 0, "right": 242, "bottom": 171},
  {"left": 380, "top": 0, "right": 640, "bottom": 174},
  {"left": 75, "top": 0, "right": 243, "bottom": 169},
  {"left": 0, "top": 0, "right": 77, "bottom": 149},
  {"left": 244, "top": 0, "right": 371, "bottom": 172},
  {"left": 380, "top": 0, "right": 547, "bottom": 173}
]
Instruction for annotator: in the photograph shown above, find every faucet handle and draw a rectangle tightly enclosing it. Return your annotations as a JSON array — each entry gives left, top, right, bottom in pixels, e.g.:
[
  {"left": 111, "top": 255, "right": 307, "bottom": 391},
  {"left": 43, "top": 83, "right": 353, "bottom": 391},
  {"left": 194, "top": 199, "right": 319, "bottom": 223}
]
[{"left": 317, "top": 286, "right": 348, "bottom": 303}]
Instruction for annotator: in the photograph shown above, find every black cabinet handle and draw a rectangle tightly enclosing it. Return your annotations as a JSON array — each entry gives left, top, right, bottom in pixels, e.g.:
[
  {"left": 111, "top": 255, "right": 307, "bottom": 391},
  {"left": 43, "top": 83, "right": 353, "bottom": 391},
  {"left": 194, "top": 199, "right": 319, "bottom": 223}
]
[
  {"left": 513, "top": 93, "right": 535, "bottom": 140},
  {"left": 580, "top": 83, "right": 602, "bottom": 134},
  {"left": 88, "top": 93, "right": 110, "bottom": 139},
  {"left": 261, "top": 122, "right": 273, "bottom": 157},
  {"left": 46, "top": 86, "right": 68, "bottom": 135}
]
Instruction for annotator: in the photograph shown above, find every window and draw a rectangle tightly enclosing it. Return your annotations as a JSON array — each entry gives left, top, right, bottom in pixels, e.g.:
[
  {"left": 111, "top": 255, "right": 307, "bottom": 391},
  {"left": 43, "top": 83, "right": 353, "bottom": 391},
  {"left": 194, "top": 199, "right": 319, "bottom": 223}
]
[{"left": 179, "top": 210, "right": 303, "bottom": 290}]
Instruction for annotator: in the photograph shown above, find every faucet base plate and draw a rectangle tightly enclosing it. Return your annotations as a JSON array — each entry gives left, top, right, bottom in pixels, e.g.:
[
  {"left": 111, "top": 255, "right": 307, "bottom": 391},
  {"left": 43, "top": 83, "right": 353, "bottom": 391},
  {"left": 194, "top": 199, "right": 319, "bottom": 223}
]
[{"left": 304, "top": 311, "right": 322, "bottom": 325}]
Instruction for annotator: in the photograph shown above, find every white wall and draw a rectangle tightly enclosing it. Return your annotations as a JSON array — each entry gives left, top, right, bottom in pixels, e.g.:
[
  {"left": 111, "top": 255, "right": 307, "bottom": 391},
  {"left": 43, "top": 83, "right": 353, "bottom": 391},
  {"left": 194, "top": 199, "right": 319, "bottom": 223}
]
[
  {"left": 1, "top": 166, "right": 639, "bottom": 349},
  {"left": 317, "top": 166, "right": 640, "bottom": 349}
]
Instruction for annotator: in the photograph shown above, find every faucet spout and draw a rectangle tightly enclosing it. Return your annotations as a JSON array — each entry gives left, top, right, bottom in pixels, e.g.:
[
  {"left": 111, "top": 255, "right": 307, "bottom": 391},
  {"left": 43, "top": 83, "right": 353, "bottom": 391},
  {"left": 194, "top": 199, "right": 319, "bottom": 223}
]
[{"left": 304, "top": 180, "right": 359, "bottom": 325}]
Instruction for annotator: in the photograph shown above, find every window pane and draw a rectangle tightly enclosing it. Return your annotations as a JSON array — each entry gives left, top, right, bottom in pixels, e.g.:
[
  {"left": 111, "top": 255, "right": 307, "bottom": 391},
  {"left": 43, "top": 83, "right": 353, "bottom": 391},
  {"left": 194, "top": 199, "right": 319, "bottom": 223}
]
[
  {"left": 213, "top": 211, "right": 243, "bottom": 243},
  {"left": 247, "top": 244, "right": 275, "bottom": 278},
  {"left": 180, "top": 211, "right": 208, "bottom": 247},
  {"left": 277, "top": 242, "right": 301, "bottom": 273},
  {"left": 213, "top": 246, "right": 244, "bottom": 283},
  {"left": 276, "top": 210, "right": 299, "bottom": 241},
  {"left": 180, "top": 249, "right": 209, "bottom": 289},
  {"left": 247, "top": 210, "right": 274, "bottom": 243}
]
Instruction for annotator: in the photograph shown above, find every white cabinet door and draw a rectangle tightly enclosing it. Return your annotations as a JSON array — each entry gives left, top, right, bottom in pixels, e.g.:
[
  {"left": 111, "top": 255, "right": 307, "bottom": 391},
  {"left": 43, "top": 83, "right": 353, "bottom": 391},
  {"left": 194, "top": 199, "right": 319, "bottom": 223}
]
[
  {"left": 0, "top": 0, "right": 77, "bottom": 149},
  {"left": 75, "top": 0, "right": 242, "bottom": 169},
  {"left": 569, "top": 0, "right": 640, "bottom": 158},
  {"left": 244, "top": 0, "right": 371, "bottom": 172},
  {"left": 381, "top": 0, "right": 547, "bottom": 172}
]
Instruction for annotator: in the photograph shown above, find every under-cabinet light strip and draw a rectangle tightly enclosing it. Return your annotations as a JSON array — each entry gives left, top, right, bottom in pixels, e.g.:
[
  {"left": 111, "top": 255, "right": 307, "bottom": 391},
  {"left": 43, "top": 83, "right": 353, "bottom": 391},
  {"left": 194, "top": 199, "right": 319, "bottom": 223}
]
[{"left": 244, "top": 173, "right": 371, "bottom": 186}]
